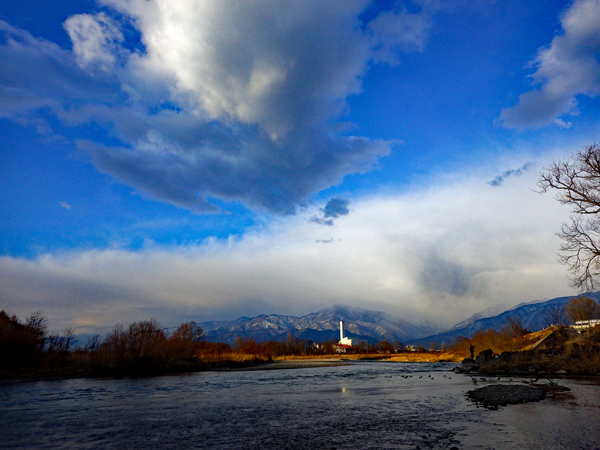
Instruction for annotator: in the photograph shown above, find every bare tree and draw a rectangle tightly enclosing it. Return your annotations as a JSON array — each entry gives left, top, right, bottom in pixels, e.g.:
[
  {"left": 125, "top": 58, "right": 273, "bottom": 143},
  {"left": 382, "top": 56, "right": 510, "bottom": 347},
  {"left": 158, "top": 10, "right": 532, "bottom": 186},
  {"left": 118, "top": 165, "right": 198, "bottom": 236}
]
[
  {"left": 63, "top": 326, "right": 77, "bottom": 352},
  {"left": 502, "top": 316, "right": 530, "bottom": 339},
  {"left": 539, "top": 143, "right": 600, "bottom": 290},
  {"left": 25, "top": 311, "right": 47, "bottom": 352},
  {"left": 103, "top": 323, "right": 128, "bottom": 359},
  {"left": 85, "top": 334, "right": 102, "bottom": 352},
  {"left": 127, "top": 319, "right": 165, "bottom": 358},
  {"left": 564, "top": 296, "right": 600, "bottom": 323},
  {"left": 46, "top": 327, "right": 77, "bottom": 353},
  {"left": 171, "top": 322, "right": 204, "bottom": 343},
  {"left": 543, "top": 303, "right": 567, "bottom": 326},
  {"left": 25, "top": 311, "right": 47, "bottom": 340}
]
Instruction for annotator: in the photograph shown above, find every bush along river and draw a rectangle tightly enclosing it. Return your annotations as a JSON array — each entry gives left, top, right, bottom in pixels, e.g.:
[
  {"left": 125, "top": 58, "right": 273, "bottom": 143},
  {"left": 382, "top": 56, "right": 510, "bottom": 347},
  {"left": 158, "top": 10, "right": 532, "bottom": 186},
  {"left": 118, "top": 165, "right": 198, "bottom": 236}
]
[{"left": 1, "top": 361, "right": 599, "bottom": 449}]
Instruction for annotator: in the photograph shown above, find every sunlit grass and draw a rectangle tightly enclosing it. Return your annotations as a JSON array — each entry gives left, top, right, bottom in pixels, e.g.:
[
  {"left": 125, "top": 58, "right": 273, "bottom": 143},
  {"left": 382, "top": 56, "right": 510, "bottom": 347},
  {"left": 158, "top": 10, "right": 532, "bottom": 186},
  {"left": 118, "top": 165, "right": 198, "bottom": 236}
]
[
  {"left": 194, "top": 351, "right": 270, "bottom": 363},
  {"left": 274, "top": 352, "right": 463, "bottom": 363}
]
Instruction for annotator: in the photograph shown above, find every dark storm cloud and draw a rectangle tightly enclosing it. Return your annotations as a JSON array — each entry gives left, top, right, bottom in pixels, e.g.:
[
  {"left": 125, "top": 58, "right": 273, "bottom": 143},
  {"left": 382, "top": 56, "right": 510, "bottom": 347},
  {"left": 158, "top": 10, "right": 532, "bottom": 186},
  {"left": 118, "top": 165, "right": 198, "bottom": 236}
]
[
  {"left": 488, "top": 162, "right": 534, "bottom": 187},
  {"left": 418, "top": 253, "right": 471, "bottom": 297},
  {"left": 85, "top": 137, "right": 381, "bottom": 214},
  {"left": 308, "top": 198, "right": 350, "bottom": 226},
  {"left": 322, "top": 198, "right": 351, "bottom": 219}
]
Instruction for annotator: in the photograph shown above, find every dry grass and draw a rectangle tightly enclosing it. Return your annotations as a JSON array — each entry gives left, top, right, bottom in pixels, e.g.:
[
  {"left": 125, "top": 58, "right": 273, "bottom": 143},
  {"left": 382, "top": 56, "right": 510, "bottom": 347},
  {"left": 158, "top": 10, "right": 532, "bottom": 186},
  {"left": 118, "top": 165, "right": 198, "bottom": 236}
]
[
  {"left": 274, "top": 354, "right": 346, "bottom": 361},
  {"left": 194, "top": 351, "right": 269, "bottom": 364},
  {"left": 387, "top": 352, "right": 463, "bottom": 363},
  {"left": 274, "top": 352, "right": 463, "bottom": 363}
]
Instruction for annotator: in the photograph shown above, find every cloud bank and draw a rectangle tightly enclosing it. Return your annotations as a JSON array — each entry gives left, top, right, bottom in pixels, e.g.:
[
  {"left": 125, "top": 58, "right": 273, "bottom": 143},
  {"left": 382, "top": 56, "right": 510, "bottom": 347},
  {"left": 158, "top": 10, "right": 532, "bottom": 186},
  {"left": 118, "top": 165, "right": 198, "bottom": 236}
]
[
  {"left": 0, "top": 160, "right": 573, "bottom": 334},
  {"left": 0, "top": 0, "right": 438, "bottom": 214},
  {"left": 500, "top": 0, "right": 600, "bottom": 128}
]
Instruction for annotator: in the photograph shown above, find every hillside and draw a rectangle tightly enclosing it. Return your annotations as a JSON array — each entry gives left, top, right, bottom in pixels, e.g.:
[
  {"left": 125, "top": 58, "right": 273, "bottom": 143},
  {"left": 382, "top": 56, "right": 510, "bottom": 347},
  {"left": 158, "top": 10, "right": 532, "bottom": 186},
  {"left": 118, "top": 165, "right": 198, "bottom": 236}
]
[{"left": 411, "top": 293, "right": 600, "bottom": 346}]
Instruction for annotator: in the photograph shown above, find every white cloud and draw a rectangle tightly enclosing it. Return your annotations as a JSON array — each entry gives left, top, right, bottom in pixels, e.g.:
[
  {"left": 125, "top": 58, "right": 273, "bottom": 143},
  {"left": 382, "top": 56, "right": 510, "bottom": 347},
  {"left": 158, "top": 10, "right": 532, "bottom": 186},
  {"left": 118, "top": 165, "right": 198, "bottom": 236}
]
[
  {"left": 368, "top": 6, "right": 432, "bottom": 64},
  {"left": 64, "top": 12, "right": 125, "bottom": 72},
  {"left": 0, "top": 155, "right": 574, "bottom": 334},
  {"left": 500, "top": 0, "right": 600, "bottom": 128},
  {"left": 0, "top": 1, "right": 440, "bottom": 214},
  {"left": 100, "top": 0, "right": 373, "bottom": 136}
]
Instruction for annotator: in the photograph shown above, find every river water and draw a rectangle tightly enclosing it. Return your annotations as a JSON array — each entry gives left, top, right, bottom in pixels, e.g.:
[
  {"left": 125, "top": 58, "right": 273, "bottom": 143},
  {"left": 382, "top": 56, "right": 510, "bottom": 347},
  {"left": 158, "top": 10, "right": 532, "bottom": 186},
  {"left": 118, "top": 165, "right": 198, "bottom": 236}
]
[{"left": 1, "top": 361, "right": 599, "bottom": 450}]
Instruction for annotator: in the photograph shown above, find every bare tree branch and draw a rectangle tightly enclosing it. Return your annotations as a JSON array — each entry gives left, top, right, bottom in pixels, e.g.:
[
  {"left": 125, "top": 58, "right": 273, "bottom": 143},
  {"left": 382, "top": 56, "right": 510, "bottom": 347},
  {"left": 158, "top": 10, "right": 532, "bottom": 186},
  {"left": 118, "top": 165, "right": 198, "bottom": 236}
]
[{"left": 540, "top": 143, "right": 600, "bottom": 290}]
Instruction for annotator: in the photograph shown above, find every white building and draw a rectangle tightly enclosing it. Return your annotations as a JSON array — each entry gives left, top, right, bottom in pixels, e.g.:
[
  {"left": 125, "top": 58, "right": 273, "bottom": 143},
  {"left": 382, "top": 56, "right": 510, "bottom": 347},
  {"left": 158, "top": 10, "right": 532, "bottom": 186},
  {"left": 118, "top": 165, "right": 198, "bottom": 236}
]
[
  {"left": 339, "top": 320, "right": 353, "bottom": 346},
  {"left": 572, "top": 319, "right": 600, "bottom": 332}
]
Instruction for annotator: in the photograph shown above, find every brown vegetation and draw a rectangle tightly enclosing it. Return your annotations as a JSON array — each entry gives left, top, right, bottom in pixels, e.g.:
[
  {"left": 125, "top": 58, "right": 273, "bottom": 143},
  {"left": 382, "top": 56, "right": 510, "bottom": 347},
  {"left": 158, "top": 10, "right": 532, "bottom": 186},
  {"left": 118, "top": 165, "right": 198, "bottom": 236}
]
[
  {"left": 449, "top": 317, "right": 531, "bottom": 359},
  {"left": 0, "top": 312, "right": 274, "bottom": 379},
  {"left": 0, "top": 310, "right": 45, "bottom": 369},
  {"left": 6, "top": 307, "right": 598, "bottom": 380},
  {"left": 452, "top": 321, "right": 600, "bottom": 376},
  {"left": 387, "top": 352, "right": 462, "bottom": 363},
  {"left": 564, "top": 295, "right": 600, "bottom": 323},
  {"left": 1, "top": 309, "right": 464, "bottom": 379}
]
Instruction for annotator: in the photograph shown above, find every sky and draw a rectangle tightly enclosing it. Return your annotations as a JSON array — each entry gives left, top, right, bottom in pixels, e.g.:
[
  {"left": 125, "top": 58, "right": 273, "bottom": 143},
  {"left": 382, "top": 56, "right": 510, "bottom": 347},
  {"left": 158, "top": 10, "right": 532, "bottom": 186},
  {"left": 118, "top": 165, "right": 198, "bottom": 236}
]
[{"left": 1, "top": 0, "right": 600, "bottom": 336}]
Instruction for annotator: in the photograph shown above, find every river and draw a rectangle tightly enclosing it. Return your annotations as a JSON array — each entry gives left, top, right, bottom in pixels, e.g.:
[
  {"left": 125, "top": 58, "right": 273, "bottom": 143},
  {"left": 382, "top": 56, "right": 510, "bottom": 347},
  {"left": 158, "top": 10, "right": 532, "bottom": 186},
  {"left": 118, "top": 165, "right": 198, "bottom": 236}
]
[{"left": 1, "top": 361, "right": 599, "bottom": 449}]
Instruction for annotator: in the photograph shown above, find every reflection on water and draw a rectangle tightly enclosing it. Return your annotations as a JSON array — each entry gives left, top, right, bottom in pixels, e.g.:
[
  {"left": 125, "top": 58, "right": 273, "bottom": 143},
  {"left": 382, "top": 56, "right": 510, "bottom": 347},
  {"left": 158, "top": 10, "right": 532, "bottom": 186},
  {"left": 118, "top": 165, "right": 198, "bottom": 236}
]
[{"left": 1, "top": 362, "right": 599, "bottom": 449}]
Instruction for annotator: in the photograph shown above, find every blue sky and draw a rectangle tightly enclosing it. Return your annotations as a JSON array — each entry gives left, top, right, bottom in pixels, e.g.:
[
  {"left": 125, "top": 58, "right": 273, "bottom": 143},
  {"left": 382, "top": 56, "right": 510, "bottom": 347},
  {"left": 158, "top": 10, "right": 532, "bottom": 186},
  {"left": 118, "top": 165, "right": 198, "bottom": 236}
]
[{"left": 1, "top": 0, "right": 600, "bottom": 335}]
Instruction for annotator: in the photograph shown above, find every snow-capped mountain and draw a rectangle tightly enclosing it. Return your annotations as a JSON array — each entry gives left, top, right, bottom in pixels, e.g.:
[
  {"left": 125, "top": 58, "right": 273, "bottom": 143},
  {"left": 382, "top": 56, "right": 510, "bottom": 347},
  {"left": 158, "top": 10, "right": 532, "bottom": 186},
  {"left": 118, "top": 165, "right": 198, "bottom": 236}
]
[{"left": 200, "top": 304, "right": 444, "bottom": 345}]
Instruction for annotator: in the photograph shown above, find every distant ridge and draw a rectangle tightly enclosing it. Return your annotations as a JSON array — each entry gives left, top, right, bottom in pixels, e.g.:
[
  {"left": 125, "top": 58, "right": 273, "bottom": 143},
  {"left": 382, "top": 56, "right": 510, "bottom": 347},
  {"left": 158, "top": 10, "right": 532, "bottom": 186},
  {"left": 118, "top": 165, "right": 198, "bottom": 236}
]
[
  {"left": 199, "top": 293, "right": 600, "bottom": 346},
  {"left": 199, "top": 304, "right": 444, "bottom": 345},
  {"left": 410, "top": 293, "right": 600, "bottom": 346}
]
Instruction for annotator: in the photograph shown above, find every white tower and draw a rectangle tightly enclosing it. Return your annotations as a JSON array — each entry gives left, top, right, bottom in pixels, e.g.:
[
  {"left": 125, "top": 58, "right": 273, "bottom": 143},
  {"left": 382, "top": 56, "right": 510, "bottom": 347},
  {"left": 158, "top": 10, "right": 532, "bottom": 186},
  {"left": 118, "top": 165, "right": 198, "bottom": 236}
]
[{"left": 339, "top": 319, "right": 353, "bottom": 346}]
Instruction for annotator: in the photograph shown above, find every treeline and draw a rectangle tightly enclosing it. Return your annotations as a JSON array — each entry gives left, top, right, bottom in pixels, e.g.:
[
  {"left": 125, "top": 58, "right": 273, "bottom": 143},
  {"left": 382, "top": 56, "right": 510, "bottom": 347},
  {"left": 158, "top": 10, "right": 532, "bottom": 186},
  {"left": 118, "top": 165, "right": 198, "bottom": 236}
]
[
  {"left": 0, "top": 311, "right": 411, "bottom": 379},
  {"left": 0, "top": 310, "right": 47, "bottom": 369},
  {"left": 0, "top": 312, "right": 262, "bottom": 378},
  {"left": 230, "top": 334, "right": 405, "bottom": 358}
]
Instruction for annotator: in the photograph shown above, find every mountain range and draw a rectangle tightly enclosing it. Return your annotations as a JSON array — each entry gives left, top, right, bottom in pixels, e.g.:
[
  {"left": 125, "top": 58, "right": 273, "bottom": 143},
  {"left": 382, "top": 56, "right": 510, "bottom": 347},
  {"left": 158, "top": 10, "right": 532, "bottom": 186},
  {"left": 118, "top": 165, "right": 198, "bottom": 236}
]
[
  {"left": 200, "top": 304, "right": 444, "bottom": 345},
  {"left": 200, "top": 293, "right": 599, "bottom": 346}
]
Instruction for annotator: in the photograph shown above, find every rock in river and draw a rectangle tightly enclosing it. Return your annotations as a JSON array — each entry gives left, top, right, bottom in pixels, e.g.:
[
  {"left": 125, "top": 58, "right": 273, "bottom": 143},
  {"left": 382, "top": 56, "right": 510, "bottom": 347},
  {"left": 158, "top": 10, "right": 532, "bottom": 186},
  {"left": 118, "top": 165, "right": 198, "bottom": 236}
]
[{"left": 467, "top": 384, "right": 546, "bottom": 409}]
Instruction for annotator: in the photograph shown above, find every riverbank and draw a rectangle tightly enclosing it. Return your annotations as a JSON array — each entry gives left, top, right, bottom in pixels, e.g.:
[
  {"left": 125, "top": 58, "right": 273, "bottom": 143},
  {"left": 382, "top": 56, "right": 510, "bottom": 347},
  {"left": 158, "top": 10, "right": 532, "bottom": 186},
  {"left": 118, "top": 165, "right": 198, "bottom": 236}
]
[
  {"left": 0, "top": 352, "right": 458, "bottom": 381},
  {"left": 0, "top": 353, "right": 273, "bottom": 382}
]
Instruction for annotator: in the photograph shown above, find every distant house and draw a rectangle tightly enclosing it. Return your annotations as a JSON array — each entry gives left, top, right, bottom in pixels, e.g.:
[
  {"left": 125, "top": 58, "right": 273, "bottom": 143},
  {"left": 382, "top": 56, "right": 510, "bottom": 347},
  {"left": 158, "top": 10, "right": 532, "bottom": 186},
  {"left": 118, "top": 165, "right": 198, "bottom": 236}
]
[{"left": 572, "top": 319, "right": 600, "bottom": 333}]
